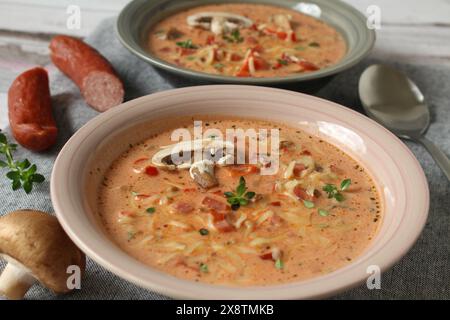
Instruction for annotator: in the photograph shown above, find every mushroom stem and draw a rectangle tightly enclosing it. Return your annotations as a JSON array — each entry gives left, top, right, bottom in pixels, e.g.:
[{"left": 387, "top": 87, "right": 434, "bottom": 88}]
[{"left": 0, "top": 262, "right": 35, "bottom": 300}]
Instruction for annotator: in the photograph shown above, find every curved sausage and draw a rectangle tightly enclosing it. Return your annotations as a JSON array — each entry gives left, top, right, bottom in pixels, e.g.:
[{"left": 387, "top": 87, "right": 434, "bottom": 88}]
[
  {"left": 8, "top": 67, "right": 57, "bottom": 152},
  {"left": 49, "top": 35, "right": 124, "bottom": 112}
]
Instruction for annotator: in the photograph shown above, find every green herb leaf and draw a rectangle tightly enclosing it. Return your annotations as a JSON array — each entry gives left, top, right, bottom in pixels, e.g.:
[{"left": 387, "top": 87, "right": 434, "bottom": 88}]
[
  {"left": 176, "top": 39, "right": 197, "bottom": 49},
  {"left": 322, "top": 184, "right": 337, "bottom": 198},
  {"left": 223, "top": 30, "right": 243, "bottom": 43},
  {"left": 31, "top": 173, "right": 45, "bottom": 183},
  {"left": 309, "top": 42, "right": 320, "bottom": 47},
  {"left": 23, "top": 180, "right": 32, "bottom": 194},
  {"left": 340, "top": 178, "right": 351, "bottom": 191},
  {"left": 245, "top": 191, "right": 256, "bottom": 199},
  {"left": 12, "top": 179, "right": 21, "bottom": 191},
  {"left": 275, "top": 258, "right": 284, "bottom": 270},
  {"left": 146, "top": 207, "right": 156, "bottom": 214},
  {"left": 236, "top": 176, "right": 247, "bottom": 196},
  {"left": 0, "top": 131, "right": 45, "bottom": 193},
  {"left": 277, "top": 59, "right": 289, "bottom": 65},
  {"left": 318, "top": 209, "right": 329, "bottom": 217},
  {"left": 295, "top": 45, "right": 306, "bottom": 51},
  {"left": 334, "top": 193, "right": 345, "bottom": 202},
  {"left": 0, "top": 133, "right": 6, "bottom": 144},
  {"left": 322, "top": 179, "right": 350, "bottom": 203},
  {"left": 6, "top": 171, "right": 19, "bottom": 181},
  {"left": 199, "top": 228, "right": 209, "bottom": 236},
  {"left": 303, "top": 200, "right": 315, "bottom": 209},
  {"left": 224, "top": 176, "right": 256, "bottom": 210},
  {"left": 18, "top": 159, "right": 31, "bottom": 170},
  {"left": 239, "top": 198, "right": 249, "bottom": 206},
  {"left": 200, "top": 263, "right": 209, "bottom": 273}
]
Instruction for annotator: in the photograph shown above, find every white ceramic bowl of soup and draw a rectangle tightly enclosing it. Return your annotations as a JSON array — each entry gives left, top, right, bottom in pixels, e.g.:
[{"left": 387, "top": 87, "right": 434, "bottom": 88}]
[{"left": 51, "top": 85, "right": 429, "bottom": 299}]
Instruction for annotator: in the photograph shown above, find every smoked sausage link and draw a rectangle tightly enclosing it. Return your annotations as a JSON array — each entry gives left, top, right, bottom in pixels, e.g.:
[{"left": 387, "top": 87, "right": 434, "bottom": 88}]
[
  {"left": 49, "top": 35, "right": 124, "bottom": 112},
  {"left": 8, "top": 67, "right": 58, "bottom": 152}
]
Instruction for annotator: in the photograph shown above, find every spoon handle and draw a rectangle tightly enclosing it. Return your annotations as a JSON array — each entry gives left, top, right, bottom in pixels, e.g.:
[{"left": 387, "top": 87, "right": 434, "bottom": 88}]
[{"left": 417, "top": 136, "right": 450, "bottom": 181}]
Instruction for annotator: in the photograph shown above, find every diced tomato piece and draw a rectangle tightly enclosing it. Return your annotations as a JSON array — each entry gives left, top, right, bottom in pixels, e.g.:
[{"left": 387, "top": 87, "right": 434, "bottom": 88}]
[
  {"left": 202, "top": 197, "right": 229, "bottom": 212},
  {"left": 277, "top": 31, "right": 287, "bottom": 40},
  {"left": 290, "top": 32, "right": 297, "bottom": 42},
  {"left": 293, "top": 164, "right": 306, "bottom": 177},
  {"left": 210, "top": 209, "right": 226, "bottom": 222},
  {"left": 173, "top": 202, "right": 194, "bottom": 214},
  {"left": 231, "top": 53, "right": 243, "bottom": 61},
  {"left": 159, "top": 47, "right": 171, "bottom": 53},
  {"left": 273, "top": 62, "right": 283, "bottom": 70},
  {"left": 270, "top": 201, "right": 281, "bottom": 207},
  {"left": 253, "top": 56, "right": 268, "bottom": 70},
  {"left": 301, "top": 150, "right": 311, "bottom": 155},
  {"left": 236, "top": 65, "right": 250, "bottom": 77},
  {"left": 183, "top": 188, "right": 196, "bottom": 192},
  {"left": 228, "top": 164, "right": 260, "bottom": 177},
  {"left": 259, "top": 252, "right": 273, "bottom": 260},
  {"left": 246, "top": 36, "right": 258, "bottom": 45},
  {"left": 250, "top": 24, "right": 258, "bottom": 31},
  {"left": 293, "top": 186, "right": 314, "bottom": 201},
  {"left": 206, "top": 35, "right": 215, "bottom": 45},
  {"left": 215, "top": 219, "right": 235, "bottom": 232},
  {"left": 209, "top": 209, "right": 235, "bottom": 232},
  {"left": 144, "top": 166, "right": 159, "bottom": 176},
  {"left": 298, "top": 60, "right": 319, "bottom": 71},
  {"left": 252, "top": 45, "right": 264, "bottom": 53},
  {"left": 263, "top": 28, "right": 277, "bottom": 35},
  {"left": 177, "top": 47, "right": 196, "bottom": 56}
]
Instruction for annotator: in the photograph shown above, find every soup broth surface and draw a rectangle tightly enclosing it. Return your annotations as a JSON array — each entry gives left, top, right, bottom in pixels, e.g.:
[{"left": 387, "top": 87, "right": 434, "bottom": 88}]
[
  {"left": 98, "top": 117, "right": 382, "bottom": 286},
  {"left": 148, "top": 3, "right": 347, "bottom": 77}
]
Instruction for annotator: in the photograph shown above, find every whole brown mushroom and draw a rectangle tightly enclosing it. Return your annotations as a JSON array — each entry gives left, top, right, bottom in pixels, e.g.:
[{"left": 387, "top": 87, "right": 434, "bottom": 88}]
[{"left": 0, "top": 210, "right": 86, "bottom": 299}]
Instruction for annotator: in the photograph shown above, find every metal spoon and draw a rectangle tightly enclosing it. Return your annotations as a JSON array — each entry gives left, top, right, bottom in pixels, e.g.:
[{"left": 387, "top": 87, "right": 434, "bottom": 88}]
[{"left": 359, "top": 64, "right": 450, "bottom": 180}]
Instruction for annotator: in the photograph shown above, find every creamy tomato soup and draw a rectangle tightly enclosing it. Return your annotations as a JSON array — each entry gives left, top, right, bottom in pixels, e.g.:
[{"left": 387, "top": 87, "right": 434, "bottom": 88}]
[
  {"left": 97, "top": 118, "right": 382, "bottom": 286},
  {"left": 148, "top": 3, "right": 346, "bottom": 77}
]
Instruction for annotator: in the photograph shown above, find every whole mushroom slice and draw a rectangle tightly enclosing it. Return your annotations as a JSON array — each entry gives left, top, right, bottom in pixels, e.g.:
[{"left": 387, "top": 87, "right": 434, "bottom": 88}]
[
  {"left": 152, "top": 138, "right": 234, "bottom": 189},
  {"left": 152, "top": 138, "right": 234, "bottom": 170},
  {"left": 0, "top": 210, "right": 86, "bottom": 300},
  {"left": 187, "top": 12, "right": 253, "bottom": 35}
]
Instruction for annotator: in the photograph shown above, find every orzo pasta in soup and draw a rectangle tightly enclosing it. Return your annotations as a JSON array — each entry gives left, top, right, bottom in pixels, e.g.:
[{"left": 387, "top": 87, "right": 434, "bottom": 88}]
[
  {"left": 97, "top": 117, "right": 382, "bottom": 286},
  {"left": 148, "top": 3, "right": 346, "bottom": 77}
]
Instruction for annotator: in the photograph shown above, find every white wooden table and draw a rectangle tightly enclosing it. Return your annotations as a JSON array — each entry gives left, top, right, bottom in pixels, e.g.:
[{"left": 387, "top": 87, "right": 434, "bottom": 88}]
[{"left": 0, "top": 0, "right": 449, "bottom": 129}]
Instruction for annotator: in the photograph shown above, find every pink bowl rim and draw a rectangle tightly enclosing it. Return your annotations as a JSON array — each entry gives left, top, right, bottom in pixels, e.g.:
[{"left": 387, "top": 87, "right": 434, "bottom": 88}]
[{"left": 51, "top": 85, "right": 429, "bottom": 299}]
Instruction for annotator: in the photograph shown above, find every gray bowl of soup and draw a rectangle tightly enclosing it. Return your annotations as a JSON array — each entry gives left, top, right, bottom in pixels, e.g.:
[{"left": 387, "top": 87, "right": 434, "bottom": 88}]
[{"left": 116, "top": 0, "right": 375, "bottom": 86}]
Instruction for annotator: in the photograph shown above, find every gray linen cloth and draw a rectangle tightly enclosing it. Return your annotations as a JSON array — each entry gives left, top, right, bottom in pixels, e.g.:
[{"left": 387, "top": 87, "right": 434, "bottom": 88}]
[{"left": 0, "top": 18, "right": 449, "bottom": 300}]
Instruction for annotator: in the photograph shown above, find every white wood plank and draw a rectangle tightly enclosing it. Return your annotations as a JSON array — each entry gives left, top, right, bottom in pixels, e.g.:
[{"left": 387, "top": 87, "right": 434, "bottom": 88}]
[
  {"left": 346, "top": 0, "right": 450, "bottom": 24},
  {"left": 0, "top": 0, "right": 130, "bottom": 37}
]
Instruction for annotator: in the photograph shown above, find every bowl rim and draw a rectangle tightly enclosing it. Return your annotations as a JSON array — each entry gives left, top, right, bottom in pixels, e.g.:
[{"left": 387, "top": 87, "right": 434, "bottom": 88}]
[
  {"left": 115, "top": 0, "right": 376, "bottom": 84},
  {"left": 51, "top": 85, "right": 429, "bottom": 299}
]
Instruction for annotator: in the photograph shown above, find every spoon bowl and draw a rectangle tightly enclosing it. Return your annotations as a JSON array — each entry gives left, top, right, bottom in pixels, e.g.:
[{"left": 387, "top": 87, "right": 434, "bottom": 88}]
[{"left": 359, "top": 64, "right": 450, "bottom": 180}]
